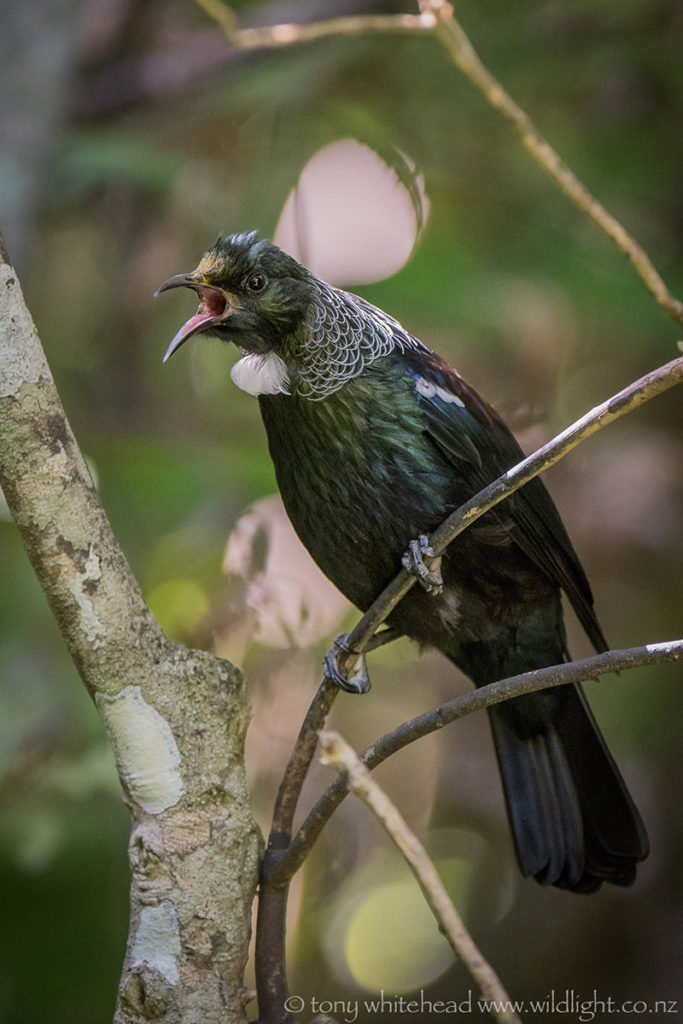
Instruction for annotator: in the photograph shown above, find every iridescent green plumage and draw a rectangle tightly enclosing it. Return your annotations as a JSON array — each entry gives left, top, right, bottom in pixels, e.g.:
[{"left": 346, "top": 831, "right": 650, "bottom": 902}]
[{"left": 159, "top": 232, "right": 649, "bottom": 892}]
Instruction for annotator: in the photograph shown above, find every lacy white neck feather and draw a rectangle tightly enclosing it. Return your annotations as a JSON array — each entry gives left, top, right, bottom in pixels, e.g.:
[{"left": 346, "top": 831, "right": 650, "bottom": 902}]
[
  {"left": 230, "top": 282, "right": 422, "bottom": 401},
  {"left": 294, "top": 282, "right": 421, "bottom": 401}
]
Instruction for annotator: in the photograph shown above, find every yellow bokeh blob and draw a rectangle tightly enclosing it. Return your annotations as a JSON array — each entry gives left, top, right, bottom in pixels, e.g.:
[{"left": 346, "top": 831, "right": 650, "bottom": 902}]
[{"left": 341, "top": 858, "right": 471, "bottom": 994}]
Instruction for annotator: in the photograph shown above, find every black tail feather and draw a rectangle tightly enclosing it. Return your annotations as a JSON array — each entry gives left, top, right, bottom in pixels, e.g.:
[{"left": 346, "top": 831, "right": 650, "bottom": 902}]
[{"left": 488, "top": 685, "right": 648, "bottom": 893}]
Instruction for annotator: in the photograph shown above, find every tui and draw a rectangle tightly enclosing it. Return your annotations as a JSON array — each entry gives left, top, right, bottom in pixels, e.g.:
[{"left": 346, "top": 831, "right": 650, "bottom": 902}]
[{"left": 157, "top": 231, "right": 648, "bottom": 893}]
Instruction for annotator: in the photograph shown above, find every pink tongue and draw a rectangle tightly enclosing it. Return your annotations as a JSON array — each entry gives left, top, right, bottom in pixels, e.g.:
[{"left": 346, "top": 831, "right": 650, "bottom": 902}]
[{"left": 163, "top": 310, "right": 218, "bottom": 362}]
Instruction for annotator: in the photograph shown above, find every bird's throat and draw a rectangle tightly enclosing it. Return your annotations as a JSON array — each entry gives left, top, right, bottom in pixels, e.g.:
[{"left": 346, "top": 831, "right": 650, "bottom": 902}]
[{"left": 230, "top": 351, "right": 290, "bottom": 396}]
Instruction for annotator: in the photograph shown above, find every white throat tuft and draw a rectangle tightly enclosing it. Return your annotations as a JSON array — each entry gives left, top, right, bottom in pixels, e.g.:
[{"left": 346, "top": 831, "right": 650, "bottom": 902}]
[{"left": 231, "top": 352, "right": 290, "bottom": 397}]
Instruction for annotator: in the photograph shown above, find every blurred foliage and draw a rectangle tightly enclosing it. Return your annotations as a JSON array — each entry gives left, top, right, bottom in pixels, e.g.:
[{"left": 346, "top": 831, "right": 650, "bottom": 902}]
[{"left": 1, "top": 0, "right": 682, "bottom": 1020}]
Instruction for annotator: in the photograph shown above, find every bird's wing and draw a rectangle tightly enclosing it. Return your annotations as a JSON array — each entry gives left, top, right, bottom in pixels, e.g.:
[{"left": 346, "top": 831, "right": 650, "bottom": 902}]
[{"left": 402, "top": 347, "right": 608, "bottom": 653}]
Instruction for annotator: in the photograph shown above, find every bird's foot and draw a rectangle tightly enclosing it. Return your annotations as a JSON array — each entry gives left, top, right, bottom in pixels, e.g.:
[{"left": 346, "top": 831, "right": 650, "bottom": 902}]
[
  {"left": 402, "top": 534, "right": 443, "bottom": 595},
  {"left": 323, "top": 633, "right": 371, "bottom": 695}
]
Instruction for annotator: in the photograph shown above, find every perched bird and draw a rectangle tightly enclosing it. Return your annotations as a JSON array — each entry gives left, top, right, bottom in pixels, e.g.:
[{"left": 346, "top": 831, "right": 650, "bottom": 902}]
[{"left": 158, "top": 231, "right": 648, "bottom": 892}]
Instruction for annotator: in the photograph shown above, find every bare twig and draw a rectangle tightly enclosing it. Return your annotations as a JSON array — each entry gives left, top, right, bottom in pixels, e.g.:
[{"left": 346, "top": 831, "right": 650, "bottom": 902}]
[
  {"left": 339, "top": 355, "right": 683, "bottom": 671},
  {"left": 319, "top": 731, "right": 523, "bottom": 1024},
  {"left": 195, "top": 0, "right": 435, "bottom": 48},
  {"left": 255, "top": 678, "right": 339, "bottom": 1023},
  {"left": 273, "top": 639, "right": 683, "bottom": 884},
  {"left": 195, "top": 0, "right": 241, "bottom": 43},
  {"left": 425, "top": 2, "right": 683, "bottom": 328},
  {"left": 199, "top": 0, "right": 683, "bottom": 329}
]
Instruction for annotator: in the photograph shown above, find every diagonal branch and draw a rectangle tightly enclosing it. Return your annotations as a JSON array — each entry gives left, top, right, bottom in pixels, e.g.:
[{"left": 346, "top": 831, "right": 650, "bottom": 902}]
[
  {"left": 425, "top": 2, "right": 683, "bottom": 329},
  {"left": 319, "top": 731, "right": 524, "bottom": 1024},
  {"left": 337, "top": 355, "right": 683, "bottom": 671},
  {"left": 273, "top": 639, "right": 683, "bottom": 886},
  {"left": 199, "top": 0, "right": 683, "bottom": 329}
]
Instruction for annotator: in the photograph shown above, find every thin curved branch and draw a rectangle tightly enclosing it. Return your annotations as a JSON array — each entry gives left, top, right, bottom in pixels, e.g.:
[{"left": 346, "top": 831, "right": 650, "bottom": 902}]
[
  {"left": 425, "top": 2, "right": 683, "bottom": 329},
  {"left": 194, "top": 0, "right": 436, "bottom": 48},
  {"left": 272, "top": 639, "right": 683, "bottom": 885},
  {"left": 200, "top": 0, "right": 683, "bottom": 329},
  {"left": 320, "top": 731, "right": 523, "bottom": 1024},
  {"left": 339, "top": 355, "right": 683, "bottom": 669},
  {"left": 254, "top": 678, "right": 339, "bottom": 1021}
]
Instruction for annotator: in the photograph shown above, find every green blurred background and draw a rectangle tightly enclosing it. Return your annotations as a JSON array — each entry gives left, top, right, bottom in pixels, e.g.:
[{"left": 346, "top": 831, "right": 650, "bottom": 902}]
[{"left": 1, "top": 0, "right": 682, "bottom": 1021}]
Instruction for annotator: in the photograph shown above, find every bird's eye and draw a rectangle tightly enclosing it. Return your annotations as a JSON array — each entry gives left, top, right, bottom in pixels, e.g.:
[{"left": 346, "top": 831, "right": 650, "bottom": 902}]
[{"left": 247, "top": 272, "right": 267, "bottom": 293}]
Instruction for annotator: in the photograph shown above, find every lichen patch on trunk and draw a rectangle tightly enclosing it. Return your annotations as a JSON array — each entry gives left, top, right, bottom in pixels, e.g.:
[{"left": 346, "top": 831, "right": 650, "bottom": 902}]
[{"left": 96, "top": 686, "right": 185, "bottom": 813}]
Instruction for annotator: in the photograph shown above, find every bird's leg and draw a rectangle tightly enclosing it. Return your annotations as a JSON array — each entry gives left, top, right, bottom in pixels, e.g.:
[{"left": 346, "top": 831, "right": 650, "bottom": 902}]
[
  {"left": 323, "top": 632, "right": 371, "bottom": 695},
  {"left": 402, "top": 534, "right": 443, "bottom": 595}
]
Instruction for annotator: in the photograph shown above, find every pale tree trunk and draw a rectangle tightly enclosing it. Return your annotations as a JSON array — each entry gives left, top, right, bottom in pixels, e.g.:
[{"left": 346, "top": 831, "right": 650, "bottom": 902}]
[{"left": 0, "top": 231, "right": 261, "bottom": 1023}]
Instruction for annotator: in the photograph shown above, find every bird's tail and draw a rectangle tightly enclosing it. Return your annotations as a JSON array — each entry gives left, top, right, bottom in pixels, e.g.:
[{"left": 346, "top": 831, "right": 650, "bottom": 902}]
[{"left": 486, "top": 685, "right": 649, "bottom": 892}]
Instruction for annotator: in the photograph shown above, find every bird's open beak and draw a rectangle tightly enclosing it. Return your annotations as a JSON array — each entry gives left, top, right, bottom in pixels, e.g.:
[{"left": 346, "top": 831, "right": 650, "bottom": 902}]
[{"left": 155, "top": 272, "right": 234, "bottom": 363}]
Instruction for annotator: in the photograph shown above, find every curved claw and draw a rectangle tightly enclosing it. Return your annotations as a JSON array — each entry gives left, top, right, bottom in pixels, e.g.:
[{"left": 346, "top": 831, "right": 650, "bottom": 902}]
[
  {"left": 402, "top": 534, "right": 443, "bottom": 596},
  {"left": 323, "top": 633, "right": 371, "bottom": 694}
]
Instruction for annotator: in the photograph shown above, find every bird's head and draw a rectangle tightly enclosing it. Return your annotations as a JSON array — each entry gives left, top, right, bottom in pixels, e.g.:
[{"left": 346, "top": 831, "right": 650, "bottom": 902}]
[
  {"left": 156, "top": 232, "right": 315, "bottom": 364},
  {"left": 157, "top": 230, "right": 411, "bottom": 400}
]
